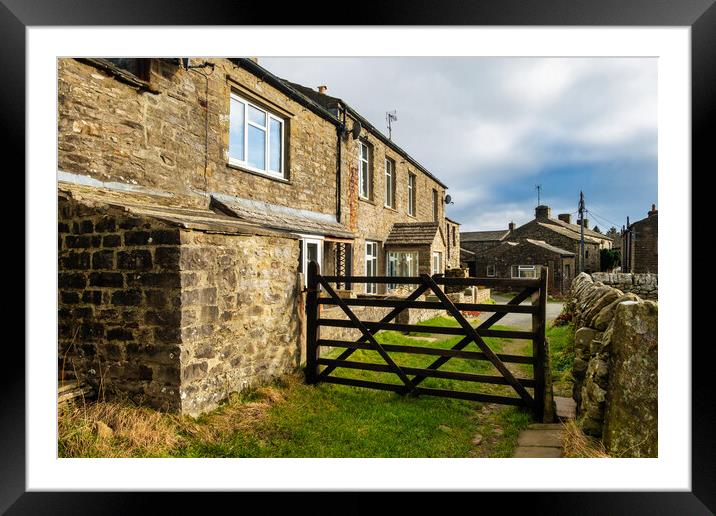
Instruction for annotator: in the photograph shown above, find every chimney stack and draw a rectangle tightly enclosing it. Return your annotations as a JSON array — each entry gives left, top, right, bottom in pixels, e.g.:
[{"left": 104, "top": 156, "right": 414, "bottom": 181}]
[
  {"left": 558, "top": 213, "right": 571, "bottom": 224},
  {"left": 580, "top": 218, "right": 590, "bottom": 229},
  {"left": 648, "top": 203, "right": 658, "bottom": 217},
  {"left": 317, "top": 85, "right": 328, "bottom": 94},
  {"left": 508, "top": 221, "right": 515, "bottom": 232},
  {"left": 535, "top": 205, "right": 551, "bottom": 220}
]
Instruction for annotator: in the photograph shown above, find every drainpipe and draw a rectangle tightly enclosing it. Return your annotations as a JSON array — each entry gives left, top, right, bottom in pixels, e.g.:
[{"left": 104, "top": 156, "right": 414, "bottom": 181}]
[{"left": 336, "top": 105, "right": 346, "bottom": 224}]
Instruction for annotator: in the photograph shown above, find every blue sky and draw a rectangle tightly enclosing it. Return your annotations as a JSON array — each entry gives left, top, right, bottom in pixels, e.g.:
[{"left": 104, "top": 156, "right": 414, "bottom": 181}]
[{"left": 260, "top": 57, "right": 657, "bottom": 232}]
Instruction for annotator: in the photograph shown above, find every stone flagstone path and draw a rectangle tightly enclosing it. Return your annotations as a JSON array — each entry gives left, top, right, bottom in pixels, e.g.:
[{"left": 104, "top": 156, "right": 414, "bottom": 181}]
[{"left": 512, "top": 396, "right": 576, "bottom": 458}]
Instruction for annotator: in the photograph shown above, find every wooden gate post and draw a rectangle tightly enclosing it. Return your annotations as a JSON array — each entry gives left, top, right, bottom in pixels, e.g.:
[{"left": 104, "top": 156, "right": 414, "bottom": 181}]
[
  {"left": 531, "top": 265, "right": 548, "bottom": 421},
  {"left": 305, "top": 260, "right": 320, "bottom": 385}
]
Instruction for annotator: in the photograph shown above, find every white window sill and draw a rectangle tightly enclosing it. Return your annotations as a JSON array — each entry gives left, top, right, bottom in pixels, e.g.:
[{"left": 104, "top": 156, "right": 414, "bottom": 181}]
[{"left": 227, "top": 160, "right": 290, "bottom": 184}]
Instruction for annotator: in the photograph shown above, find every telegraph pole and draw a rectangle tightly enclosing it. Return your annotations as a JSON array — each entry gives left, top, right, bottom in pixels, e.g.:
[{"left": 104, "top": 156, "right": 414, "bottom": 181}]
[{"left": 578, "top": 191, "right": 585, "bottom": 273}]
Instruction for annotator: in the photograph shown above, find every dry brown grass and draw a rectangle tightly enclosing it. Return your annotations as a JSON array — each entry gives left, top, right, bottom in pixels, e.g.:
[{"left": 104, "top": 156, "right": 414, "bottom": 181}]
[
  {"left": 561, "top": 419, "right": 610, "bottom": 458},
  {"left": 58, "top": 400, "right": 184, "bottom": 458},
  {"left": 57, "top": 376, "right": 296, "bottom": 458}
]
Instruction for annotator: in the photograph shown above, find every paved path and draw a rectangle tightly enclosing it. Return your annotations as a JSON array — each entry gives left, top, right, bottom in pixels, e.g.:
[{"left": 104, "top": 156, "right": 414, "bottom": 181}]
[
  {"left": 474, "top": 293, "right": 564, "bottom": 330},
  {"left": 511, "top": 396, "right": 577, "bottom": 458}
]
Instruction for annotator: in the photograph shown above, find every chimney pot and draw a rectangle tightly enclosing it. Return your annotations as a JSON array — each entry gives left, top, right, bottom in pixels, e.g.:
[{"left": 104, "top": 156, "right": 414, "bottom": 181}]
[
  {"left": 318, "top": 85, "right": 328, "bottom": 94},
  {"left": 648, "top": 204, "right": 658, "bottom": 216},
  {"left": 558, "top": 213, "right": 572, "bottom": 224}
]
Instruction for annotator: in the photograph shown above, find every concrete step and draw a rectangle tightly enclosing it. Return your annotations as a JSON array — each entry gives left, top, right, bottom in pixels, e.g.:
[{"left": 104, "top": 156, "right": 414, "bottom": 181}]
[
  {"left": 513, "top": 446, "right": 562, "bottom": 458},
  {"left": 517, "top": 429, "right": 563, "bottom": 448}
]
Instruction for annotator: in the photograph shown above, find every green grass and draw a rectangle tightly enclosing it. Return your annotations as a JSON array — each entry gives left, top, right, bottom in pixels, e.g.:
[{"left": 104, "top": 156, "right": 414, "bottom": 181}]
[
  {"left": 60, "top": 316, "right": 536, "bottom": 458},
  {"left": 547, "top": 322, "right": 575, "bottom": 397}
]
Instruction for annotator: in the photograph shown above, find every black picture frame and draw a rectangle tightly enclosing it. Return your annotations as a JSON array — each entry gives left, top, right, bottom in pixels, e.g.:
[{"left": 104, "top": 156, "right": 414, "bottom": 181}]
[{"left": 5, "top": 0, "right": 710, "bottom": 512}]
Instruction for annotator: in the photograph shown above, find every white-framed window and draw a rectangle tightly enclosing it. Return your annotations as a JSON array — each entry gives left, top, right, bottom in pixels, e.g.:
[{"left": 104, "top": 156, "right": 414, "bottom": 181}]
[
  {"left": 432, "top": 251, "right": 442, "bottom": 275},
  {"left": 297, "top": 235, "right": 324, "bottom": 286},
  {"left": 365, "top": 241, "right": 378, "bottom": 294},
  {"left": 359, "top": 141, "right": 371, "bottom": 199},
  {"left": 387, "top": 251, "right": 419, "bottom": 290},
  {"left": 229, "top": 92, "right": 285, "bottom": 179},
  {"left": 511, "top": 265, "right": 537, "bottom": 278},
  {"left": 384, "top": 158, "right": 395, "bottom": 208},
  {"left": 486, "top": 264, "right": 496, "bottom": 277},
  {"left": 408, "top": 173, "right": 416, "bottom": 216}
]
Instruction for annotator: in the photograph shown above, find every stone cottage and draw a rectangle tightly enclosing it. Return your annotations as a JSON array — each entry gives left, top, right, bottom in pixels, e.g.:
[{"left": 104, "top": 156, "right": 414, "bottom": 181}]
[
  {"left": 463, "top": 205, "right": 613, "bottom": 279},
  {"left": 57, "top": 57, "right": 457, "bottom": 415},
  {"left": 622, "top": 204, "right": 658, "bottom": 274},
  {"left": 472, "top": 239, "right": 577, "bottom": 295}
]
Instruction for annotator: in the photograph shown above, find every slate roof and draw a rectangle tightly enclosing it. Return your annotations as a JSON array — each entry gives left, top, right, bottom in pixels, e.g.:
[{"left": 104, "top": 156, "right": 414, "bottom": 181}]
[
  {"left": 536, "top": 222, "right": 601, "bottom": 244},
  {"left": 385, "top": 222, "right": 441, "bottom": 246},
  {"left": 525, "top": 238, "right": 575, "bottom": 256},
  {"left": 461, "top": 230, "right": 510, "bottom": 242},
  {"left": 58, "top": 181, "right": 293, "bottom": 238},
  {"left": 210, "top": 193, "right": 354, "bottom": 239},
  {"left": 545, "top": 218, "right": 608, "bottom": 240}
]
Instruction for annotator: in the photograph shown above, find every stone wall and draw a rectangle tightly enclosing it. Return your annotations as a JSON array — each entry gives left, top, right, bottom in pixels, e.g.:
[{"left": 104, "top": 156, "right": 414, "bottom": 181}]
[
  {"left": 591, "top": 272, "right": 657, "bottom": 300},
  {"left": 568, "top": 273, "right": 657, "bottom": 457},
  {"left": 59, "top": 192, "right": 303, "bottom": 416},
  {"left": 177, "top": 231, "right": 301, "bottom": 416},
  {"left": 58, "top": 58, "right": 339, "bottom": 216},
  {"left": 626, "top": 211, "right": 658, "bottom": 274},
  {"left": 59, "top": 195, "right": 184, "bottom": 412}
]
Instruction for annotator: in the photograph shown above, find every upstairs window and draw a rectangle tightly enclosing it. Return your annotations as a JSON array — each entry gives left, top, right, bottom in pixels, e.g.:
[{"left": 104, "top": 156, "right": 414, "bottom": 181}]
[
  {"left": 359, "top": 141, "right": 371, "bottom": 199},
  {"left": 229, "top": 92, "right": 285, "bottom": 179},
  {"left": 384, "top": 158, "right": 396, "bottom": 208},
  {"left": 408, "top": 173, "right": 416, "bottom": 216}
]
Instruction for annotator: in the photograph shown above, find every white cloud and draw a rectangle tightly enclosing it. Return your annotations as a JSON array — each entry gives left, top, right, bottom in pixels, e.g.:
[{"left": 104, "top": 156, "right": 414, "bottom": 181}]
[{"left": 260, "top": 57, "right": 657, "bottom": 230}]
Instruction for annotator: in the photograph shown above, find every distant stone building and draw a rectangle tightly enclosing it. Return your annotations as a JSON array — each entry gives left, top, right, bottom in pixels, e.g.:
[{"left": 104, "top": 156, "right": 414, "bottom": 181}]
[
  {"left": 473, "top": 239, "right": 576, "bottom": 295},
  {"left": 623, "top": 204, "right": 658, "bottom": 274},
  {"left": 460, "top": 205, "right": 614, "bottom": 293}
]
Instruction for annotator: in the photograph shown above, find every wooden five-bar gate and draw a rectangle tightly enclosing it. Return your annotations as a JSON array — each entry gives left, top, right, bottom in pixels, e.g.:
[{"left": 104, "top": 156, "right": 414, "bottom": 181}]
[{"left": 304, "top": 261, "right": 549, "bottom": 421}]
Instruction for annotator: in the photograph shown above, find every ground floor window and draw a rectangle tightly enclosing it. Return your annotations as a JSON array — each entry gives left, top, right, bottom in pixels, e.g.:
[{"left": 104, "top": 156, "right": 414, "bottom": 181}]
[
  {"left": 486, "top": 264, "right": 495, "bottom": 277},
  {"left": 432, "top": 251, "right": 442, "bottom": 275},
  {"left": 511, "top": 265, "right": 536, "bottom": 278},
  {"left": 365, "top": 241, "right": 378, "bottom": 294},
  {"left": 298, "top": 235, "right": 323, "bottom": 286},
  {"left": 387, "top": 250, "right": 419, "bottom": 290}
]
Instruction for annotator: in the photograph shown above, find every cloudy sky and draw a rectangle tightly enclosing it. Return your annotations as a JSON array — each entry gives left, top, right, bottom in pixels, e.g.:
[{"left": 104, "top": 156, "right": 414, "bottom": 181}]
[{"left": 261, "top": 57, "right": 657, "bottom": 232}]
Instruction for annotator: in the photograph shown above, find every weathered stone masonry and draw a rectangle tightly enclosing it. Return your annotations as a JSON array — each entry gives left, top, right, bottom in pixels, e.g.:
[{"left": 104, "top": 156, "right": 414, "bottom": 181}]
[
  {"left": 59, "top": 188, "right": 302, "bottom": 416},
  {"left": 568, "top": 273, "right": 657, "bottom": 457}
]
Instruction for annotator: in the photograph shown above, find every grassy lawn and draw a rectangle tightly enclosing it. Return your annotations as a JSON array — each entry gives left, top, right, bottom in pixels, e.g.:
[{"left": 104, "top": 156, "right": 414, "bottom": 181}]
[
  {"left": 546, "top": 322, "right": 575, "bottom": 397},
  {"left": 59, "top": 316, "right": 535, "bottom": 458}
]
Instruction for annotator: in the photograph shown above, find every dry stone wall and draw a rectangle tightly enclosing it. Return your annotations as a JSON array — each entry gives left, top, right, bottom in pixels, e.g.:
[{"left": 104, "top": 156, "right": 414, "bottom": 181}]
[
  {"left": 591, "top": 272, "right": 657, "bottom": 300},
  {"left": 569, "top": 273, "right": 657, "bottom": 457}
]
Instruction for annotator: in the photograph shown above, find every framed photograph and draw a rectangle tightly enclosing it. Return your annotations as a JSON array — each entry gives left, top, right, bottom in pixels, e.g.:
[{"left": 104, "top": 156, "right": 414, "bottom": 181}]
[{"left": 9, "top": 0, "right": 711, "bottom": 512}]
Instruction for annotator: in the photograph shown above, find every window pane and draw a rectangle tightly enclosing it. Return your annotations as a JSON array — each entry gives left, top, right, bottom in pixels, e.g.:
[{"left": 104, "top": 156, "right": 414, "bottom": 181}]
[
  {"left": 229, "top": 98, "right": 245, "bottom": 160},
  {"left": 361, "top": 143, "right": 368, "bottom": 159},
  {"left": 248, "top": 125, "right": 266, "bottom": 170},
  {"left": 249, "top": 105, "right": 266, "bottom": 126},
  {"left": 361, "top": 161, "right": 369, "bottom": 197},
  {"left": 269, "top": 118, "right": 282, "bottom": 173}
]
